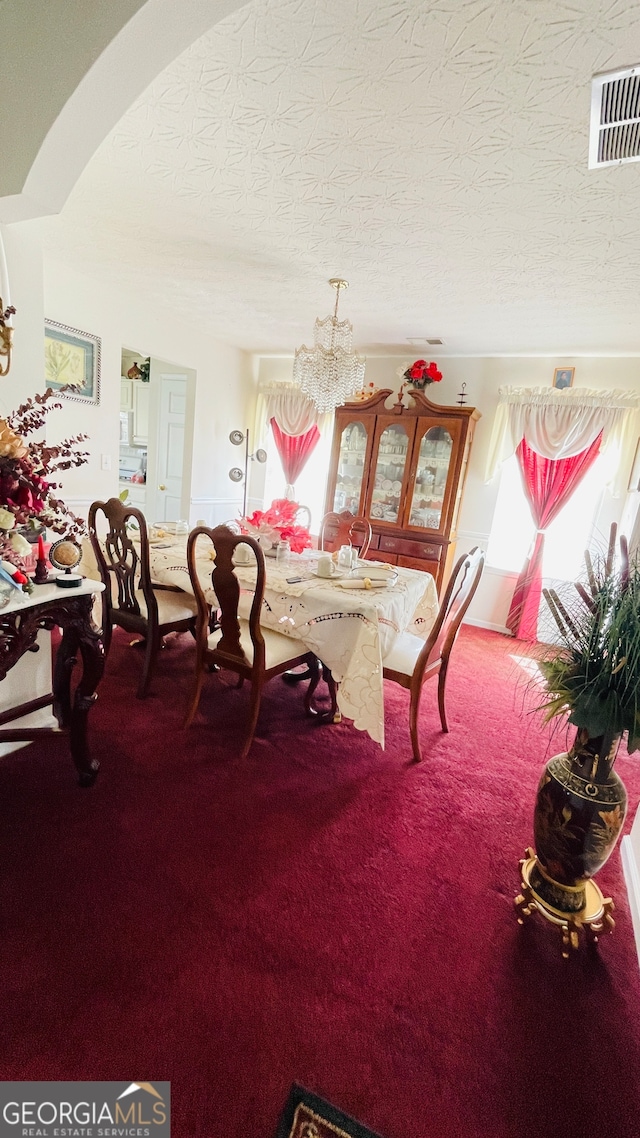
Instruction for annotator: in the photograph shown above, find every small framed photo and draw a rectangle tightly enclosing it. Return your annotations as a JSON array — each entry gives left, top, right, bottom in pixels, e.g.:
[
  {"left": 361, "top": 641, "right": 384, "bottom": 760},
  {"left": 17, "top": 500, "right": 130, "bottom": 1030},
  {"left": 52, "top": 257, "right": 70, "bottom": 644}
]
[
  {"left": 44, "top": 319, "right": 101, "bottom": 405},
  {"left": 553, "top": 367, "right": 575, "bottom": 390}
]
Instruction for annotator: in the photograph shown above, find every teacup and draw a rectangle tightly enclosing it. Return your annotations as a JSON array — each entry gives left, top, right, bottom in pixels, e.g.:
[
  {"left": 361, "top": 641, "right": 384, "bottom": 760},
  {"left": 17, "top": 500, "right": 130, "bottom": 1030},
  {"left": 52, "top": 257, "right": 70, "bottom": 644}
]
[
  {"left": 234, "top": 543, "right": 252, "bottom": 565},
  {"left": 317, "top": 554, "right": 336, "bottom": 578}
]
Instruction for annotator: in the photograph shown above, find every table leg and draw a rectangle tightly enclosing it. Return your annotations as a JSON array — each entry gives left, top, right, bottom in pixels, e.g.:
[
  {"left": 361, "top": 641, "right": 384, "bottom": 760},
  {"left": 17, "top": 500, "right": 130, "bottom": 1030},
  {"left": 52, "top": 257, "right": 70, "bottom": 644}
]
[
  {"left": 305, "top": 663, "right": 341, "bottom": 724},
  {"left": 53, "top": 598, "right": 105, "bottom": 787}
]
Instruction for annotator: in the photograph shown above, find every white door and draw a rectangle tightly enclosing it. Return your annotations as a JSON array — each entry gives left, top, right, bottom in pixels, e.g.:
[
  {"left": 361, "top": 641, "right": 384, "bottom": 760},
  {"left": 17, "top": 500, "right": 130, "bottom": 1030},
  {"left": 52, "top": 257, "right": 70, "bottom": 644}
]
[
  {"left": 140, "top": 357, "right": 196, "bottom": 524},
  {"left": 156, "top": 376, "right": 187, "bottom": 522}
]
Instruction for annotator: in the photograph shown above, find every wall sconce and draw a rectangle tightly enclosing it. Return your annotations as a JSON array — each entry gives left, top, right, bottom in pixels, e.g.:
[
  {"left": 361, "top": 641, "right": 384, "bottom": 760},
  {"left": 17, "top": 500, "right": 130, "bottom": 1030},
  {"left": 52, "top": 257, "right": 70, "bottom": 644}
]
[
  {"left": 0, "top": 233, "right": 14, "bottom": 378},
  {"left": 228, "top": 429, "right": 267, "bottom": 516}
]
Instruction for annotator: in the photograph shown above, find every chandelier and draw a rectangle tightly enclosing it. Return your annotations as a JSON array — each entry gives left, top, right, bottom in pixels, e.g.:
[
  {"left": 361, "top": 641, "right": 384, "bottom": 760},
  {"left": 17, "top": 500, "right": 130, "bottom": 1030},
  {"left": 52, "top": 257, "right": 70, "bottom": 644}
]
[{"left": 293, "top": 278, "right": 366, "bottom": 414}]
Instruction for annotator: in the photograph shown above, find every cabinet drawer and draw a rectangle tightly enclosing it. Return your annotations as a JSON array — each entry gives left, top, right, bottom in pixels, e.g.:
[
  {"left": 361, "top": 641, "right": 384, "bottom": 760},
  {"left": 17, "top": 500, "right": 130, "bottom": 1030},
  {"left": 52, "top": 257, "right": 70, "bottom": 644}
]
[
  {"left": 365, "top": 549, "right": 397, "bottom": 566},
  {"left": 398, "top": 555, "right": 440, "bottom": 578},
  {"left": 379, "top": 535, "right": 441, "bottom": 560}
]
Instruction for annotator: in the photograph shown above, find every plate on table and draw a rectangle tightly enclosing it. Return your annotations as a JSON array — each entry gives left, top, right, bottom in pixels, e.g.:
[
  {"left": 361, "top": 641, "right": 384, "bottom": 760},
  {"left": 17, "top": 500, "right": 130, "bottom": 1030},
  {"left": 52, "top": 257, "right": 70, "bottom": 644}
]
[
  {"left": 351, "top": 564, "right": 396, "bottom": 579},
  {"left": 334, "top": 577, "right": 394, "bottom": 590}
]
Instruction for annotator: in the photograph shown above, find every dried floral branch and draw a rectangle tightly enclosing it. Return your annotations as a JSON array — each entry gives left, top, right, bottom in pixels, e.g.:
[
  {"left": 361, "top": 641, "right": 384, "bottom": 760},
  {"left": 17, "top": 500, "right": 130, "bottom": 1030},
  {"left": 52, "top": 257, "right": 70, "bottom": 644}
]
[{"left": 584, "top": 549, "right": 597, "bottom": 597}]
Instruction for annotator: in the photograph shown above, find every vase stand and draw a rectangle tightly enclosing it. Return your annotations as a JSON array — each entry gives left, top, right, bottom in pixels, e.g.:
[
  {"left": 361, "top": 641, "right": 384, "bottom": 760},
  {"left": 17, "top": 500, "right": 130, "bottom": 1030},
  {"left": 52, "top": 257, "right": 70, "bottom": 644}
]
[{"left": 514, "top": 849, "right": 615, "bottom": 958}]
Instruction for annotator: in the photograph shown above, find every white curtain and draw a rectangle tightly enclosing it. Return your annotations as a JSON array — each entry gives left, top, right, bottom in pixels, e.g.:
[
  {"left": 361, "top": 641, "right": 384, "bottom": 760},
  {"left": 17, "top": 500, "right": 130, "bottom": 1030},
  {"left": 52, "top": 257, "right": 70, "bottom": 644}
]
[{"left": 486, "top": 386, "right": 640, "bottom": 496}]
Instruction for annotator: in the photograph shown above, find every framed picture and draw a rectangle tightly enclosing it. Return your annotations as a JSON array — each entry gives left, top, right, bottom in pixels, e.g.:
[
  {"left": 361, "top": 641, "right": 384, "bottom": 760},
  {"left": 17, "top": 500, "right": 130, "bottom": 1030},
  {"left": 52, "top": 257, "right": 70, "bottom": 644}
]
[
  {"left": 553, "top": 367, "right": 575, "bottom": 390},
  {"left": 44, "top": 319, "right": 101, "bottom": 405}
]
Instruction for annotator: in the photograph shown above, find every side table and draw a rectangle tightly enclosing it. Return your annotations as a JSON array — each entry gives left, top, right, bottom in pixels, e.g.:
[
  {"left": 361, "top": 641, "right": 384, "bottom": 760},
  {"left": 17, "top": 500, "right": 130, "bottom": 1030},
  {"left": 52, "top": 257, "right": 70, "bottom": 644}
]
[{"left": 0, "top": 580, "right": 105, "bottom": 786}]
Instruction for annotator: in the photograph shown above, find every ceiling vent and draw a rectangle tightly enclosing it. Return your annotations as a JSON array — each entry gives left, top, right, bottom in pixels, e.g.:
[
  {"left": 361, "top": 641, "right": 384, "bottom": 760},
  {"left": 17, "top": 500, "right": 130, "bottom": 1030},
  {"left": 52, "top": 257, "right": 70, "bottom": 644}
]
[
  {"left": 589, "top": 67, "right": 640, "bottom": 168},
  {"left": 407, "top": 337, "right": 445, "bottom": 346}
]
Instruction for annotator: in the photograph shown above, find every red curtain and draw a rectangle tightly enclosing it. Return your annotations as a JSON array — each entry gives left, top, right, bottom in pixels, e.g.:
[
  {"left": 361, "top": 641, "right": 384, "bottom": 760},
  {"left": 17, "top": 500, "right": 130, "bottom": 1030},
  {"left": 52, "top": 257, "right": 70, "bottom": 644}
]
[
  {"left": 506, "top": 431, "right": 603, "bottom": 640},
  {"left": 270, "top": 418, "right": 320, "bottom": 490}
]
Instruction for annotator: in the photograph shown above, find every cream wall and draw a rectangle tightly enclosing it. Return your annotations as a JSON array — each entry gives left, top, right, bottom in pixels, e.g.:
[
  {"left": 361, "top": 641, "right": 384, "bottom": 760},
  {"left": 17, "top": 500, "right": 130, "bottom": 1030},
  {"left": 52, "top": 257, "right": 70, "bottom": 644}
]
[
  {"left": 42, "top": 255, "right": 254, "bottom": 525},
  {"left": 1, "top": 225, "right": 254, "bottom": 526},
  {"left": 255, "top": 353, "right": 640, "bottom": 631}
]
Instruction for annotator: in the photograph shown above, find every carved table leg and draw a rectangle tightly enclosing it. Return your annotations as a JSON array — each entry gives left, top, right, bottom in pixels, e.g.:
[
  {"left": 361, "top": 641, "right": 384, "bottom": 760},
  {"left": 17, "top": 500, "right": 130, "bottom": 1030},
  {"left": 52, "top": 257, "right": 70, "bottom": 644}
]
[
  {"left": 305, "top": 663, "right": 341, "bottom": 723},
  {"left": 53, "top": 596, "right": 105, "bottom": 787}
]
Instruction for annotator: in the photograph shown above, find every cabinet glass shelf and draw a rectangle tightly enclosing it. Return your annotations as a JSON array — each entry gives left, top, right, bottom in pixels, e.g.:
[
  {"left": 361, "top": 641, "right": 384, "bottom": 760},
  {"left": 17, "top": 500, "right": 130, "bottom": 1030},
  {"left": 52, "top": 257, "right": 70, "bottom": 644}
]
[
  {"left": 408, "top": 426, "right": 453, "bottom": 530},
  {"left": 333, "top": 421, "right": 369, "bottom": 513}
]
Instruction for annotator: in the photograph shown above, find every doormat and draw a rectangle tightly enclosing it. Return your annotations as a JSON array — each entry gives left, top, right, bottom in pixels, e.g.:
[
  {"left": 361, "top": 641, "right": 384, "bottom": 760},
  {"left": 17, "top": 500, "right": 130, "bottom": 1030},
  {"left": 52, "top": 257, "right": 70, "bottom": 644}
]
[{"left": 276, "top": 1084, "right": 386, "bottom": 1138}]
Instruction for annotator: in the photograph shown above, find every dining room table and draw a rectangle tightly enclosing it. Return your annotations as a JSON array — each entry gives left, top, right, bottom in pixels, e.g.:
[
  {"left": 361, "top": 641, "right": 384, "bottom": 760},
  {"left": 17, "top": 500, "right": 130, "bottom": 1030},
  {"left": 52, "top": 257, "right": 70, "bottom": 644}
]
[{"left": 144, "top": 536, "right": 439, "bottom": 748}]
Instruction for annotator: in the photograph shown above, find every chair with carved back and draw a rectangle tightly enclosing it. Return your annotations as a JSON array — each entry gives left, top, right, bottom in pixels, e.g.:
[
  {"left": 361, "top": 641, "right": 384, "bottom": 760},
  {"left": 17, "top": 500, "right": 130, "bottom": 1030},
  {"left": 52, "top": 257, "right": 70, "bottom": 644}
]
[
  {"left": 319, "top": 510, "right": 372, "bottom": 559},
  {"left": 382, "top": 547, "right": 485, "bottom": 761},
  {"left": 184, "top": 524, "right": 320, "bottom": 758},
  {"left": 295, "top": 504, "right": 312, "bottom": 530},
  {"left": 88, "top": 497, "right": 198, "bottom": 698}
]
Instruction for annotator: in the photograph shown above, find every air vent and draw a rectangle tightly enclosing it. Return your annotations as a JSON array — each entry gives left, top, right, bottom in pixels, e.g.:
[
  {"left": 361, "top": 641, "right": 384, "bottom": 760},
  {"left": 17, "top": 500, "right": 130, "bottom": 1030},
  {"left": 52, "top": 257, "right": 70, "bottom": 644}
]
[
  {"left": 407, "top": 337, "right": 445, "bottom": 346},
  {"left": 589, "top": 67, "right": 640, "bottom": 168}
]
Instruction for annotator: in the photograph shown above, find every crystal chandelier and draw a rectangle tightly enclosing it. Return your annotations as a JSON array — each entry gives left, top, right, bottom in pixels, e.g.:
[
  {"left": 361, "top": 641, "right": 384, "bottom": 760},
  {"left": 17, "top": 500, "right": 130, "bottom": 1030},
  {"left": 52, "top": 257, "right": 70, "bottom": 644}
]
[{"left": 293, "top": 278, "right": 366, "bottom": 414}]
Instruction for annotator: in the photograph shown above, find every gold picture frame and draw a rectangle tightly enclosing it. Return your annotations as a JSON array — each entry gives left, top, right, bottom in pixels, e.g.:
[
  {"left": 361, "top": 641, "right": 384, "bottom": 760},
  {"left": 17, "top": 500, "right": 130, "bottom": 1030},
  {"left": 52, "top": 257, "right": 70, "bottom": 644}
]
[
  {"left": 44, "top": 319, "right": 101, "bottom": 405},
  {"left": 553, "top": 367, "right": 575, "bottom": 390}
]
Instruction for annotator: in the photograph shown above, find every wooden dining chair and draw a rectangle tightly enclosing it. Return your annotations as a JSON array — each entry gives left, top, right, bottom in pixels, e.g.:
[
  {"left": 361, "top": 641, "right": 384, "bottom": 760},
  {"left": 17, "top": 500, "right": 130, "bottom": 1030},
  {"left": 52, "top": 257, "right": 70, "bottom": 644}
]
[
  {"left": 88, "top": 497, "right": 198, "bottom": 698},
  {"left": 184, "top": 524, "right": 320, "bottom": 758},
  {"left": 382, "top": 547, "right": 485, "bottom": 761},
  {"left": 295, "top": 504, "right": 312, "bottom": 529},
  {"left": 319, "top": 510, "right": 372, "bottom": 558}
]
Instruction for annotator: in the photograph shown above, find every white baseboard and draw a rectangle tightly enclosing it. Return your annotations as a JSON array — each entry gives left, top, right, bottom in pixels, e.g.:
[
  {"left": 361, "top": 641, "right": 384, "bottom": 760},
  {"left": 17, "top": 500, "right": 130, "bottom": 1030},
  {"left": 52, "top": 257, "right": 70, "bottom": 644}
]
[
  {"left": 621, "top": 835, "right": 640, "bottom": 971},
  {"left": 464, "top": 616, "right": 510, "bottom": 635}
]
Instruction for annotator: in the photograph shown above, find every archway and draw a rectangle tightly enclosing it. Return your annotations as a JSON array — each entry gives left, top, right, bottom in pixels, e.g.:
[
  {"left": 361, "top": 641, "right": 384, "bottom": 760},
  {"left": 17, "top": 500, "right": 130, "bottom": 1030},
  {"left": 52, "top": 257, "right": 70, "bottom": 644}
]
[{"left": 0, "top": 0, "right": 249, "bottom": 222}]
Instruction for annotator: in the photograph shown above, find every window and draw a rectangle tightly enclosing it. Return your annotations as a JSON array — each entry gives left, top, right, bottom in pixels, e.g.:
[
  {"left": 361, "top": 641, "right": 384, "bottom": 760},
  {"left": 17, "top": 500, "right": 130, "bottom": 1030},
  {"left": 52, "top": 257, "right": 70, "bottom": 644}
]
[
  {"left": 262, "top": 423, "right": 333, "bottom": 534},
  {"left": 486, "top": 450, "right": 610, "bottom": 581}
]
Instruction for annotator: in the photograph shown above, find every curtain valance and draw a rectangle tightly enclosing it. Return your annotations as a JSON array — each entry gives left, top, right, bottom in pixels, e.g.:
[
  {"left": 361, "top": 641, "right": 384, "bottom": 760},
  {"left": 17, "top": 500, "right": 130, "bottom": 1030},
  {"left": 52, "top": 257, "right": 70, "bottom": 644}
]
[
  {"left": 485, "top": 386, "right": 640, "bottom": 496},
  {"left": 256, "top": 382, "right": 331, "bottom": 438}
]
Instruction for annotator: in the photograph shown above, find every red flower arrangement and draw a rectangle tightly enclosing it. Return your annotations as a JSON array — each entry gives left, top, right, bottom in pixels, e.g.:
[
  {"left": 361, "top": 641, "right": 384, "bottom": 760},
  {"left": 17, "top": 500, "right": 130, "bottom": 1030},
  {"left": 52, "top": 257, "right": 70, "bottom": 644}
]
[
  {"left": 402, "top": 359, "right": 443, "bottom": 388},
  {"left": 0, "top": 388, "right": 89, "bottom": 588},
  {"left": 239, "top": 498, "right": 312, "bottom": 555}
]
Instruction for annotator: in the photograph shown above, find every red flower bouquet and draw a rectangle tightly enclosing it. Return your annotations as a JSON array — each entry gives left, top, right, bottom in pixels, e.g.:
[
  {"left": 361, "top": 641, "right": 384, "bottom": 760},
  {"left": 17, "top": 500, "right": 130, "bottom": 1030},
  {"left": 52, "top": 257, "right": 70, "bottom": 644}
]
[
  {"left": 402, "top": 359, "right": 443, "bottom": 388},
  {"left": 240, "top": 498, "right": 312, "bottom": 555}
]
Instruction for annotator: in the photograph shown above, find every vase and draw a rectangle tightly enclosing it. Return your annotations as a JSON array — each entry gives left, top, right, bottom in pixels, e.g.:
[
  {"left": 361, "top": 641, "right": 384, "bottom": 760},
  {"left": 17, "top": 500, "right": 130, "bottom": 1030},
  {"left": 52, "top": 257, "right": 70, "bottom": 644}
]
[{"left": 530, "top": 728, "right": 627, "bottom": 915}]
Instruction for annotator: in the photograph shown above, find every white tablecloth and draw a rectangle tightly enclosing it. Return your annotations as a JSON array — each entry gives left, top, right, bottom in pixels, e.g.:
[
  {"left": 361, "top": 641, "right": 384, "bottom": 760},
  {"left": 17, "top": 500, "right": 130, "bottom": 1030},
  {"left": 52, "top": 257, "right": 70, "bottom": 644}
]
[{"left": 147, "top": 543, "right": 439, "bottom": 747}]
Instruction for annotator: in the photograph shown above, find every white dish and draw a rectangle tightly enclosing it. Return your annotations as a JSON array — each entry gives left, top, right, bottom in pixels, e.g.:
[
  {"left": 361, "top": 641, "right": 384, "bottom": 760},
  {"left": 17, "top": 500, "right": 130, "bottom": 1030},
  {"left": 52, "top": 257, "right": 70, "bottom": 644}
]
[
  {"left": 334, "top": 578, "right": 390, "bottom": 589},
  {"left": 351, "top": 566, "right": 397, "bottom": 581}
]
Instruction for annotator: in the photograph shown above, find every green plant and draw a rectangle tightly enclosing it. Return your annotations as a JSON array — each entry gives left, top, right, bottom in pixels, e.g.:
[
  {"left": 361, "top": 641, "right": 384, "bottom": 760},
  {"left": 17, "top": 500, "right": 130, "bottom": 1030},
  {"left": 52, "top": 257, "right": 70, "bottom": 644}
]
[{"left": 539, "top": 523, "right": 640, "bottom": 753}]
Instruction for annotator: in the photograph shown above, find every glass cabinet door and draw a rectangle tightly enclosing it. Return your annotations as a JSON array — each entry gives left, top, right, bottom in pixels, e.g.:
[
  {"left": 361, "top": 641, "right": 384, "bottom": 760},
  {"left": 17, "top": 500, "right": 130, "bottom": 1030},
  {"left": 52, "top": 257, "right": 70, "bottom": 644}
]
[
  {"left": 332, "top": 420, "right": 369, "bottom": 513},
  {"left": 408, "top": 426, "right": 453, "bottom": 530},
  {"left": 369, "top": 422, "right": 411, "bottom": 525}
]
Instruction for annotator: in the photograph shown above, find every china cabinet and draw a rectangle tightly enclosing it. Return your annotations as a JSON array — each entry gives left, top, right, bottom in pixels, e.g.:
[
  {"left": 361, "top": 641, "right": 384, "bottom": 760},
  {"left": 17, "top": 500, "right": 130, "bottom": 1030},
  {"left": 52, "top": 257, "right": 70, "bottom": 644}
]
[{"left": 324, "top": 389, "right": 480, "bottom": 590}]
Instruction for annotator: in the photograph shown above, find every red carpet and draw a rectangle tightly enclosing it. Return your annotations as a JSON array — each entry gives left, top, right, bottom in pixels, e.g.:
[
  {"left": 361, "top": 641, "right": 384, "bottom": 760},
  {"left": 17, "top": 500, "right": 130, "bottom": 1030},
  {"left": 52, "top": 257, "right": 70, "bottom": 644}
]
[{"left": 1, "top": 625, "right": 640, "bottom": 1138}]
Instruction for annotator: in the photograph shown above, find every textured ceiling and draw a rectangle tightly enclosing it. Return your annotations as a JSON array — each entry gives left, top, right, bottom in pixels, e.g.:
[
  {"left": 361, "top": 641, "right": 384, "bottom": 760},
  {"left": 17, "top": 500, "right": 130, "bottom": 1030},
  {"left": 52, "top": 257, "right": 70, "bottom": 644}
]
[{"left": 37, "top": 0, "right": 640, "bottom": 354}]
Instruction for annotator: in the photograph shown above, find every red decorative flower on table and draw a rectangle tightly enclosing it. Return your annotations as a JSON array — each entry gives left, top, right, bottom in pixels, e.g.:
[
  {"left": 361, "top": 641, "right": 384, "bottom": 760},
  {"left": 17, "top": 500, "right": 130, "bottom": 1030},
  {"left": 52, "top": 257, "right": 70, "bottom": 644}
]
[{"left": 239, "top": 498, "right": 312, "bottom": 555}]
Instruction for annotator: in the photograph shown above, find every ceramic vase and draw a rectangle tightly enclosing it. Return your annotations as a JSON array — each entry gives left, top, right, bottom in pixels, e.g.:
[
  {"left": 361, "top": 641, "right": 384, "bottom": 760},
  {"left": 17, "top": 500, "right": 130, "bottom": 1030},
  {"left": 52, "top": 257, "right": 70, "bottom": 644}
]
[{"left": 531, "top": 727, "right": 627, "bottom": 915}]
